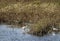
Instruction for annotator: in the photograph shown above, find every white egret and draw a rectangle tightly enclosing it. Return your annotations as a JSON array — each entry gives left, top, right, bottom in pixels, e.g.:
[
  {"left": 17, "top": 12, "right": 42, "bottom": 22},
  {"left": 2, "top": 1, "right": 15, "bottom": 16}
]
[
  {"left": 53, "top": 28, "right": 58, "bottom": 30},
  {"left": 22, "top": 25, "right": 30, "bottom": 33}
]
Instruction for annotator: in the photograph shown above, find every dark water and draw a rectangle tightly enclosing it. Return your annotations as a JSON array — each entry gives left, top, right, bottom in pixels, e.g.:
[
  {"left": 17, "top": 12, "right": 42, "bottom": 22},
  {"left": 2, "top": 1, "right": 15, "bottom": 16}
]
[{"left": 0, "top": 25, "right": 60, "bottom": 41}]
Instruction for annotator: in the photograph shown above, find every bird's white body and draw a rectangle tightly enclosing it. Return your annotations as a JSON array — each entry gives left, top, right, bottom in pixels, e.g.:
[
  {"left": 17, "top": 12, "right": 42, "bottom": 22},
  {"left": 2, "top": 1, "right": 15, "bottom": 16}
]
[
  {"left": 22, "top": 25, "right": 30, "bottom": 33},
  {"left": 53, "top": 28, "right": 58, "bottom": 30},
  {"left": 22, "top": 26, "right": 27, "bottom": 30}
]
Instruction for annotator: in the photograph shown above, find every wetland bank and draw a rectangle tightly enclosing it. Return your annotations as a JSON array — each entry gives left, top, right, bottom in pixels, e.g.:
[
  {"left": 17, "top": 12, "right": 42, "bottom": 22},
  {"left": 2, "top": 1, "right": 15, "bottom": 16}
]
[{"left": 0, "top": 0, "right": 60, "bottom": 36}]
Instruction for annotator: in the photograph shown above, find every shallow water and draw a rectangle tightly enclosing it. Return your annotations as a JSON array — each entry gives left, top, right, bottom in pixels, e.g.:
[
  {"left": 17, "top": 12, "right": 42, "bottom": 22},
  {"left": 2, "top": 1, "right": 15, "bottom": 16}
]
[{"left": 0, "top": 25, "right": 60, "bottom": 41}]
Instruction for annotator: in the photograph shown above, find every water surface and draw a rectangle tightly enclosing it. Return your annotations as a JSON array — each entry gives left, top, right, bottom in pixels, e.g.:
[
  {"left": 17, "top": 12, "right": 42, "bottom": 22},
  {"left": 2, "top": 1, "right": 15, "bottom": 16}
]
[{"left": 0, "top": 25, "right": 60, "bottom": 41}]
